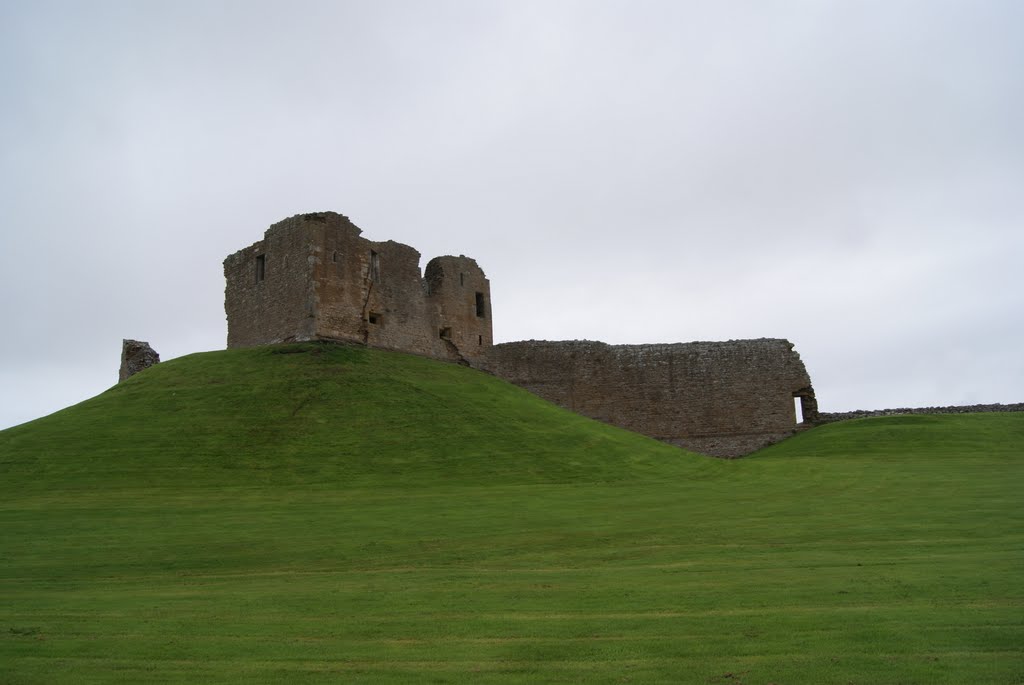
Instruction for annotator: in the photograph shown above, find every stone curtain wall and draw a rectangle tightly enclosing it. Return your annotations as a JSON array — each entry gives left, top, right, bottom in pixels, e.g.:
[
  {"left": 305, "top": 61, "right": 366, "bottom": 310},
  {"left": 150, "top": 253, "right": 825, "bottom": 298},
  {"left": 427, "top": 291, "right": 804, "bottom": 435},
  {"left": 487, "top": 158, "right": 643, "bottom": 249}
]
[
  {"left": 483, "top": 339, "right": 816, "bottom": 458},
  {"left": 224, "top": 212, "right": 492, "bottom": 365},
  {"left": 816, "top": 403, "right": 1024, "bottom": 423}
]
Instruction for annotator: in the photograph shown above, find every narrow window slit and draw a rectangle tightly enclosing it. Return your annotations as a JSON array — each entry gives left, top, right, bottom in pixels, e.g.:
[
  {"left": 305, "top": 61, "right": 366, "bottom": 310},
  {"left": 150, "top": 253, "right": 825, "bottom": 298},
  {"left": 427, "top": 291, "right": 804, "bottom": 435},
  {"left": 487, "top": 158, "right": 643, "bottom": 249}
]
[{"left": 369, "top": 251, "right": 381, "bottom": 283}]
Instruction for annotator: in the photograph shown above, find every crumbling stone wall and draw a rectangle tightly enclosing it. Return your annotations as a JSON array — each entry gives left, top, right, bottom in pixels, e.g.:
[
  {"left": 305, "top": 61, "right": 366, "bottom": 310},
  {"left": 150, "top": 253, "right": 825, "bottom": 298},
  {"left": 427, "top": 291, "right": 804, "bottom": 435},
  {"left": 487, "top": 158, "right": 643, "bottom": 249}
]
[
  {"left": 483, "top": 339, "right": 817, "bottom": 458},
  {"left": 816, "top": 403, "right": 1024, "bottom": 423},
  {"left": 224, "top": 212, "right": 491, "bottom": 364},
  {"left": 119, "top": 339, "right": 160, "bottom": 381}
]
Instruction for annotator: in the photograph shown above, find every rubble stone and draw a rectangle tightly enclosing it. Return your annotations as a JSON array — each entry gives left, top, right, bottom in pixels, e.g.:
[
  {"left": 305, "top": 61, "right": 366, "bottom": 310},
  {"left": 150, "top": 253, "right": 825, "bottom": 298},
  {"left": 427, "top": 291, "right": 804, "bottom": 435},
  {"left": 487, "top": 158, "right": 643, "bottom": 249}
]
[{"left": 119, "top": 339, "right": 160, "bottom": 382}]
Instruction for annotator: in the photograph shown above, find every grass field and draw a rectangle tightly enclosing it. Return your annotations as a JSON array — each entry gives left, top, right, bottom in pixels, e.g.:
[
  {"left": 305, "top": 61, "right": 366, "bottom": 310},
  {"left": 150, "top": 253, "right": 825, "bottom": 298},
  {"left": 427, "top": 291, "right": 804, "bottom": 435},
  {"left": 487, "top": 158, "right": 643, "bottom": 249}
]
[{"left": 1, "top": 343, "right": 1022, "bottom": 684}]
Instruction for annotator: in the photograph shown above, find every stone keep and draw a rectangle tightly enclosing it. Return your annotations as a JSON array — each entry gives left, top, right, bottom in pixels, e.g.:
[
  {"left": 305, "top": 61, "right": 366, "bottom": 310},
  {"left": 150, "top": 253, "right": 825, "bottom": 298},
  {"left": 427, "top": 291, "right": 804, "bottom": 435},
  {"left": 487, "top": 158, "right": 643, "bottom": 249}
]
[
  {"left": 224, "top": 212, "right": 492, "bottom": 365},
  {"left": 224, "top": 212, "right": 818, "bottom": 458}
]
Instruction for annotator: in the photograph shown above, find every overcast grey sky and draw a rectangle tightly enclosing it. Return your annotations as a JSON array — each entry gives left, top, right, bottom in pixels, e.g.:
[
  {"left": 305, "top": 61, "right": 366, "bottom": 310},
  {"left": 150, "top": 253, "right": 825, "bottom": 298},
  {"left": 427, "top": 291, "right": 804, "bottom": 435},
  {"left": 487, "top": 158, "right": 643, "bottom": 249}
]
[{"left": 1, "top": 0, "right": 1021, "bottom": 429}]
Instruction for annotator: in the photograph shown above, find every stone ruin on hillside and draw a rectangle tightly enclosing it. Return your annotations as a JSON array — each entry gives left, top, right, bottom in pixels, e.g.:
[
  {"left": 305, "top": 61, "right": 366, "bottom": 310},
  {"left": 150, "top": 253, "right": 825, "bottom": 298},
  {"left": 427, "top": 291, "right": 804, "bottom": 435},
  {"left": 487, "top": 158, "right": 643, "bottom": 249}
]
[
  {"left": 119, "top": 339, "right": 160, "bottom": 381},
  {"left": 223, "top": 211, "right": 818, "bottom": 457}
]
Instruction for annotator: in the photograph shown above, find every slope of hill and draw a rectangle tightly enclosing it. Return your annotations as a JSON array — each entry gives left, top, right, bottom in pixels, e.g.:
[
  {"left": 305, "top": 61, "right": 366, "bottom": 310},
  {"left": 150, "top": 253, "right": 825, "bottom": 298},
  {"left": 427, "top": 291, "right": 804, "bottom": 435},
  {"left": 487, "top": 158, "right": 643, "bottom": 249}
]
[
  {"left": 2, "top": 343, "right": 1022, "bottom": 684},
  {"left": 0, "top": 342, "right": 711, "bottom": 490}
]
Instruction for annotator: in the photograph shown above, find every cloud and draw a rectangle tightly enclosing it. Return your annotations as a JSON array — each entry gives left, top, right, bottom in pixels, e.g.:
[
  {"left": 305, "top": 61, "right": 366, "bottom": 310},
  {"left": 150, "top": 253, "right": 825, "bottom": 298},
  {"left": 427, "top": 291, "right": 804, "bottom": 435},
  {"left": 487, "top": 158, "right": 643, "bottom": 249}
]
[{"left": 1, "top": 0, "right": 1022, "bottom": 428}]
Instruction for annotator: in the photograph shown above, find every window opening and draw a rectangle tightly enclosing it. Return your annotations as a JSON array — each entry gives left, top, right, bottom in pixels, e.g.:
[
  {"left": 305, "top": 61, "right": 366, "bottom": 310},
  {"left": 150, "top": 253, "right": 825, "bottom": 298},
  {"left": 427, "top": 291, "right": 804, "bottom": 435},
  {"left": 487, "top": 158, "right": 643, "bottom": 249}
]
[
  {"left": 368, "top": 312, "right": 381, "bottom": 325},
  {"left": 478, "top": 335, "right": 483, "bottom": 346},
  {"left": 460, "top": 272, "right": 464, "bottom": 286},
  {"left": 475, "top": 292, "right": 485, "bottom": 318},
  {"left": 369, "top": 250, "right": 381, "bottom": 283},
  {"left": 440, "top": 327, "right": 452, "bottom": 339},
  {"left": 793, "top": 396, "right": 804, "bottom": 424},
  {"left": 255, "top": 254, "right": 266, "bottom": 283},
  {"left": 332, "top": 251, "right": 338, "bottom": 263}
]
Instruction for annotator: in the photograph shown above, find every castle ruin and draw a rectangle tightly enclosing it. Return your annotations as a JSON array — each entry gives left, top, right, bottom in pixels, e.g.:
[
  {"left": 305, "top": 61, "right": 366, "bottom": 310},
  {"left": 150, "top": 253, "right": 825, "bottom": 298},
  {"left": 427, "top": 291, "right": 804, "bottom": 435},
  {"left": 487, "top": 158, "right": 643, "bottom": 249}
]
[
  {"left": 224, "top": 212, "right": 491, "bottom": 366},
  {"left": 224, "top": 212, "right": 818, "bottom": 458}
]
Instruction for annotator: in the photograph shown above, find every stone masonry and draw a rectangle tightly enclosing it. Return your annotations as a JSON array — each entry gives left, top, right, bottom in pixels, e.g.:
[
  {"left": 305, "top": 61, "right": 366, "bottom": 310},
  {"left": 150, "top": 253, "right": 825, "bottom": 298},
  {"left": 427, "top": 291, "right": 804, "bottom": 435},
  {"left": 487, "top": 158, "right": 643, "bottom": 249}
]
[
  {"left": 119, "top": 339, "right": 160, "bottom": 382},
  {"left": 224, "top": 212, "right": 492, "bottom": 365},
  {"left": 224, "top": 212, "right": 818, "bottom": 457},
  {"left": 484, "top": 339, "right": 817, "bottom": 458}
]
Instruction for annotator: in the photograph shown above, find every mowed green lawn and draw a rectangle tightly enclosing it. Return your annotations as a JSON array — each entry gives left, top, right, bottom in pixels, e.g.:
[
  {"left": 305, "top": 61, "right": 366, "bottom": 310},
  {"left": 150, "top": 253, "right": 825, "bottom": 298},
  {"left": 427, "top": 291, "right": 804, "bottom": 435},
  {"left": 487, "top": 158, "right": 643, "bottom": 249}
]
[{"left": 1, "top": 344, "right": 1021, "bottom": 684}]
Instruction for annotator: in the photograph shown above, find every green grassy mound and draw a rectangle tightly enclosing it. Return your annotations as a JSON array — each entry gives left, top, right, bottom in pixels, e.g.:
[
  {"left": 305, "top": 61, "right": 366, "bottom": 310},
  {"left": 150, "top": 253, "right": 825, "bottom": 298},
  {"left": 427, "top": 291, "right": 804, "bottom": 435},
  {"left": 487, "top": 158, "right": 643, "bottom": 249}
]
[
  {"left": 1, "top": 343, "right": 1021, "bottom": 684},
  {"left": 0, "top": 342, "right": 708, "bottom": 490}
]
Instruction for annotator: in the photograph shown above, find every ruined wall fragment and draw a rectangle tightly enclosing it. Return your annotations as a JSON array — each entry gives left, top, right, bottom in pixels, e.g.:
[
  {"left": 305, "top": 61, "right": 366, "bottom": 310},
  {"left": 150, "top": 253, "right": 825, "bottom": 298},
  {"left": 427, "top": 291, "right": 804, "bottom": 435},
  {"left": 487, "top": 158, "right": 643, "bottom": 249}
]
[{"left": 119, "top": 339, "right": 160, "bottom": 382}]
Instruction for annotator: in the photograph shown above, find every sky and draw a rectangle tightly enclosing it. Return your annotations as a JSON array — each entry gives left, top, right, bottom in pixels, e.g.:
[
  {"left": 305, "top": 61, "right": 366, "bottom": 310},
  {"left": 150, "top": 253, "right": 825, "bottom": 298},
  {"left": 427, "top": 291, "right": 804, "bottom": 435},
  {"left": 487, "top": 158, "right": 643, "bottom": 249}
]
[{"left": 1, "top": 0, "right": 1022, "bottom": 430}]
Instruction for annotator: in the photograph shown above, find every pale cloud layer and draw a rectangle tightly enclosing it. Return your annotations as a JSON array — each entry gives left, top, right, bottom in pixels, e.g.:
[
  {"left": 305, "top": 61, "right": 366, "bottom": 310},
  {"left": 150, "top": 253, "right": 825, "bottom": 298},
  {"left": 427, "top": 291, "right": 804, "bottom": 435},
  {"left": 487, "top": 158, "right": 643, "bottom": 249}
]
[{"left": 1, "top": 0, "right": 1021, "bottom": 429}]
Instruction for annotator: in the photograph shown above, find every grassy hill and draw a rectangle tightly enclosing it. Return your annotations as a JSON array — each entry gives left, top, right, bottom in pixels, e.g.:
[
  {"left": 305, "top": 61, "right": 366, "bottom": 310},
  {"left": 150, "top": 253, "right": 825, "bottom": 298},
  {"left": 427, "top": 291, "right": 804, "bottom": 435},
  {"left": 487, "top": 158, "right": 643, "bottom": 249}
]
[{"left": 1, "top": 343, "right": 1021, "bottom": 684}]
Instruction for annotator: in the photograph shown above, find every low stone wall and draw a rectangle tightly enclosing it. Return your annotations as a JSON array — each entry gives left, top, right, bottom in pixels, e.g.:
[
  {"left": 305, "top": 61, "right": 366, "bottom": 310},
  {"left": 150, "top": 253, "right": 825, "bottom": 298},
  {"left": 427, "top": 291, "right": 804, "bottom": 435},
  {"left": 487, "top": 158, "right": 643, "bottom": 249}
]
[{"left": 816, "top": 403, "right": 1024, "bottom": 424}]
